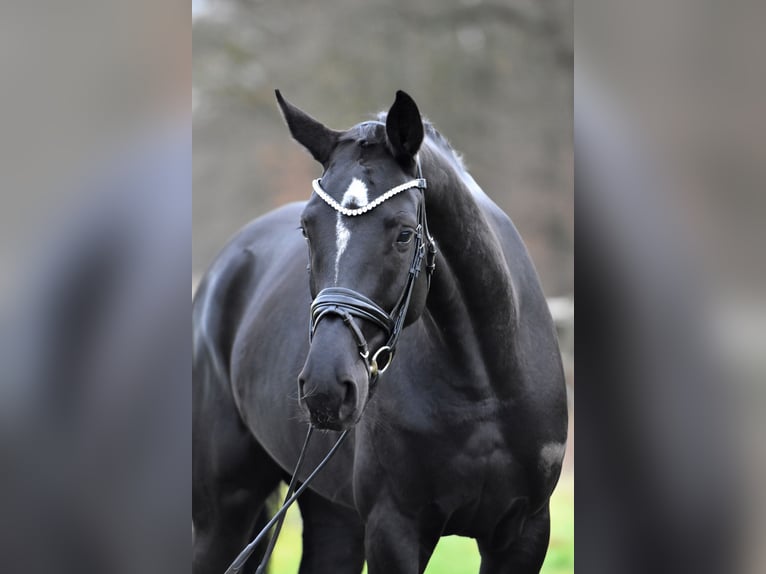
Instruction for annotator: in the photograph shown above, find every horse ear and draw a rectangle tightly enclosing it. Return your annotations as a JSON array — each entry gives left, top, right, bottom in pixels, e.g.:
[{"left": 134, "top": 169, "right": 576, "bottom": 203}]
[
  {"left": 386, "top": 90, "right": 424, "bottom": 163},
  {"left": 275, "top": 90, "right": 340, "bottom": 166}
]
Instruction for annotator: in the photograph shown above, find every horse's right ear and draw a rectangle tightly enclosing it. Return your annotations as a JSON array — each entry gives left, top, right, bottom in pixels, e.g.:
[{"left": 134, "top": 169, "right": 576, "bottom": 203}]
[
  {"left": 385, "top": 90, "right": 424, "bottom": 164},
  {"left": 275, "top": 90, "right": 340, "bottom": 166}
]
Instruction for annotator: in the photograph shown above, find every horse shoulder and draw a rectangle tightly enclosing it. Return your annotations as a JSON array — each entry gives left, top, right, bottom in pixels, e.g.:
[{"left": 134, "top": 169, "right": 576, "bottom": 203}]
[
  {"left": 193, "top": 202, "right": 306, "bottom": 386},
  {"left": 469, "top": 188, "right": 568, "bottom": 495}
]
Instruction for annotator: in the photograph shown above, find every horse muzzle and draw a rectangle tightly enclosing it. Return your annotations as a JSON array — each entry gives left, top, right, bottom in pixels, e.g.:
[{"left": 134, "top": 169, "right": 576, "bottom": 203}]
[
  {"left": 299, "top": 385, "right": 357, "bottom": 430},
  {"left": 298, "top": 318, "right": 370, "bottom": 430}
]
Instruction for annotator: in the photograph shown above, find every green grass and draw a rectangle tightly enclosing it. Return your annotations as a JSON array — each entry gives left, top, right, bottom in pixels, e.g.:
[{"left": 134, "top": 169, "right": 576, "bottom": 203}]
[{"left": 270, "top": 472, "right": 573, "bottom": 573}]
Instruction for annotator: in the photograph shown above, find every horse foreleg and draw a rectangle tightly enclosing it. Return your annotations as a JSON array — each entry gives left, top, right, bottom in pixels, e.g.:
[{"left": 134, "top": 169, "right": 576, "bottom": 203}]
[
  {"left": 478, "top": 504, "right": 550, "bottom": 574},
  {"left": 363, "top": 503, "right": 441, "bottom": 574},
  {"left": 296, "top": 489, "right": 365, "bottom": 574},
  {"left": 192, "top": 403, "right": 283, "bottom": 574}
]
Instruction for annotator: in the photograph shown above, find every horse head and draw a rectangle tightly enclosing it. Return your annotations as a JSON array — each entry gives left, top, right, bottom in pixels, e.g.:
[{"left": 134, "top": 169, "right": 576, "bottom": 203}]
[{"left": 276, "top": 90, "right": 435, "bottom": 430}]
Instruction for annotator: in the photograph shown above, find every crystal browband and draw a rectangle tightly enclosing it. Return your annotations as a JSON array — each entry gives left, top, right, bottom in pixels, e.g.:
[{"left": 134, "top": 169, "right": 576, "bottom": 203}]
[{"left": 311, "top": 177, "right": 427, "bottom": 217}]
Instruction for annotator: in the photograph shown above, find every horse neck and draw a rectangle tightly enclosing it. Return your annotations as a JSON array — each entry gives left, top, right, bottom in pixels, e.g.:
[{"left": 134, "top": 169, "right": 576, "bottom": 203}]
[{"left": 420, "top": 145, "right": 519, "bottom": 388}]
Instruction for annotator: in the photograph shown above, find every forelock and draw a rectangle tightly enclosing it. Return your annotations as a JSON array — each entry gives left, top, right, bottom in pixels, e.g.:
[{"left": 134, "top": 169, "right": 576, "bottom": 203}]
[{"left": 338, "top": 121, "right": 386, "bottom": 146}]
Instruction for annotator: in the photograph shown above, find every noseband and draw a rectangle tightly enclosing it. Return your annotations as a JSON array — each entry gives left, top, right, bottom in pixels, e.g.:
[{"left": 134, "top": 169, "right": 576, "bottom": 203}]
[{"left": 309, "top": 162, "right": 436, "bottom": 381}]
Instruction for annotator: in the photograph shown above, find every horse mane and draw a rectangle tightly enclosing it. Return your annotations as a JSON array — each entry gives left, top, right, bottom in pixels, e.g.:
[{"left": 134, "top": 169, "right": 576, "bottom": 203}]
[{"left": 418, "top": 118, "right": 466, "bottom": 172}]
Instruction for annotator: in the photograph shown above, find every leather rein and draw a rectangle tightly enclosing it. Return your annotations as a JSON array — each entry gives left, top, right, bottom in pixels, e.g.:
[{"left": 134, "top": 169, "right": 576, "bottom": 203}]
[{"left": 309, "top": 160, "right": 437, "bottom": 382}]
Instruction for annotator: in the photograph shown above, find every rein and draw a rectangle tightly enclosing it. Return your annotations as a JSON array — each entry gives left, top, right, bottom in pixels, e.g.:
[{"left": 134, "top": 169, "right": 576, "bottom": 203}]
[
  {"left": 224, "top": 161, "right": 436, "bottom": 574},
  {"left": 225, "top": 428, "right": 350, "bottom": 574}
]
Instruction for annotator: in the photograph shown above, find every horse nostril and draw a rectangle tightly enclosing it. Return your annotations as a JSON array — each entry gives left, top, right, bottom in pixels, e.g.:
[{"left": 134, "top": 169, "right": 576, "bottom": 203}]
[
  {"left": 297, "top": 376, "right": 309, "bottom": 401},
  {"left": 338, "top": 381, "right": 357, "bottom": 419},
  {"left": 341, "top": 380, "right": 357, "bottom": 410}
]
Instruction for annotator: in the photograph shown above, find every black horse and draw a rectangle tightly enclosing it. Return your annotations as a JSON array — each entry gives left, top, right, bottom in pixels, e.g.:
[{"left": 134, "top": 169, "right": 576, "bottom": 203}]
[{"left": 192, "top": 91, "right": 568, "bottom": 573}]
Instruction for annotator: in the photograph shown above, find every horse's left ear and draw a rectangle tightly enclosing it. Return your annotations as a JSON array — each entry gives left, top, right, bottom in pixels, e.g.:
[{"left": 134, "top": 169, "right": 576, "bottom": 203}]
[
  {"left": 275, "top": 89, "right": 340, "bottom": 167},
  {"left": 386, "top": 90, "right": 424, "bottom": 163}
]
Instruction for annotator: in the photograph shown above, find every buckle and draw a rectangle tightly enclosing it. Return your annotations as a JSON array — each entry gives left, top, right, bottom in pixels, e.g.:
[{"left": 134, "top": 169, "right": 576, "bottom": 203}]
[{"left": 370, "top": 346, "right": 394, "bottom": 377}]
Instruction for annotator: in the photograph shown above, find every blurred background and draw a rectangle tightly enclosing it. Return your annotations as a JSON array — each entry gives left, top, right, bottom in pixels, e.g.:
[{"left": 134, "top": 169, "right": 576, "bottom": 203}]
[
  {"left": 576, "top": 2, "right": 766, "bottom": 573},
  {"left": 193, "top": 0, "right": 573, "bottom": 572},
  {"left": 0, "top": 3, "right": 190, "bottom": 573}
]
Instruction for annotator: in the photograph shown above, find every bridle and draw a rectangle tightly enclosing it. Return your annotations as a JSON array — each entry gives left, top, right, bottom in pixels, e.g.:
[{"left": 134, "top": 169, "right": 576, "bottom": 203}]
[
  {"left": 309, "top": 158, "right": 437, "bottom": 382},
  {"left": 225, "top": 159, "right": 437, "bottom": 574}
]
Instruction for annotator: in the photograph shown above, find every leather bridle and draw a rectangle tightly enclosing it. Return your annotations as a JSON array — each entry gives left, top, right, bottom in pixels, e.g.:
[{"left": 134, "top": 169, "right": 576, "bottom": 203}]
[
  {"left": 309, "top": 160, "right": 437, "bottom": 382},
  {"left": 225, "top": 162, "right": 437, "bottom": 574}
]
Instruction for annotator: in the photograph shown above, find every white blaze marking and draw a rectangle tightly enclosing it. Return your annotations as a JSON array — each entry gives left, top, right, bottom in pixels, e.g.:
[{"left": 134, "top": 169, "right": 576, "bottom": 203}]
[
  {"left": 539, "top": 442, "right": 566, "bottom": 476},
  {"left": 334, "top": 178, "right": 368, "bottom": 283},
  {"left": 334, "top": 219, "right": 350, "bottom": 284}
]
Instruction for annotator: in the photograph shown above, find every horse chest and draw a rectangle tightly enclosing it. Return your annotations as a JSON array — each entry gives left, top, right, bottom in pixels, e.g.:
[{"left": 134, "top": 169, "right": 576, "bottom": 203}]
[
  {"left": 356, "top": 400, "right": 527, "bottom": 534},
  {"left": 438, "top": 419, "right": 527, "bottom": 518}
]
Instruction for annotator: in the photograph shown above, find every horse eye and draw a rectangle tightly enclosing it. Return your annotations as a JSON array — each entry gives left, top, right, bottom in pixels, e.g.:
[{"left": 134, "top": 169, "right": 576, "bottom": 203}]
[
  {"left": 396, "top": 229, "right": 414, "bottom": 244},
  {"left": 299, "top": 226, "right": 308, "bottom": 239}
]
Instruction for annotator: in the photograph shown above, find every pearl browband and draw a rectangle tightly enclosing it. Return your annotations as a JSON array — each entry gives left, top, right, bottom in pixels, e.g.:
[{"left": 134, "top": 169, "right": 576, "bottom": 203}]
[{"left": 311, "top": 177, "right": 427, "bottom": 217}]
